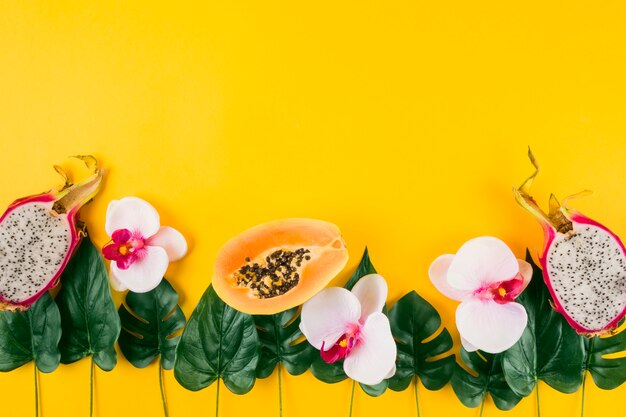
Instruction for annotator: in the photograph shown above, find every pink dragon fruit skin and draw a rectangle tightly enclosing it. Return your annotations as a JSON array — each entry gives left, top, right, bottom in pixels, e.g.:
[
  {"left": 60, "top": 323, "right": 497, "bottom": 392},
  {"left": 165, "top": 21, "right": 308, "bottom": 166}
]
[
  {"left": 514, "top": 150, "right": 626, "bottom": 336},
  {"left": 0, "top": 158, "right": 104, "bottom": 311}
]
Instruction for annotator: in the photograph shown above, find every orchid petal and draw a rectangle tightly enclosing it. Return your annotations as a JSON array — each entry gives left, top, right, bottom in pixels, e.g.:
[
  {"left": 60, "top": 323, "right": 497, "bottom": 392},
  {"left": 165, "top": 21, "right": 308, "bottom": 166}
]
[
  {"left": 447, "top": 237, "right": 520, "bottom": 291},
  {"left": 105, "top": 197, "right": 160, "bottom": 238},
  {"left": 351, "top": 274, "right": 387, "bottom": 321},
  {"left": 343, "top": 312, "right": 397, "bottom": 385},
  {"left": 320, "top": 342, "right": 347, "bottom": 363},
  {"left": 456, "top": 299, "right": 528, "bottom": 354},
  {"left": 114, "top": 253, "right": 138, "bottom": 270},
  {"left": 300, "top": 288, "right": 361, "bottom": 351},
  {"left": 109, "top": 267, "right": 128, "bottom": 292},
  {"left": 109, "top": 246, "right": 168, "bottom": 293},
  {"left": 111, "top": 228, "right": 132, "bottom": 244},
  {"left": 102, "top": 243, "right": 123, "bottom": 262},
  {"left": 147, "top": 226, "right": 188, "bottom": 262},
  {"left": 428, "top": 254, "right": 471, "bottom": 301},
  {"left": 460, "top": 337, "right": 479, "bottom": 352},
  {"left": 517, "top": 259, "right": 533, "bottom": 293}
]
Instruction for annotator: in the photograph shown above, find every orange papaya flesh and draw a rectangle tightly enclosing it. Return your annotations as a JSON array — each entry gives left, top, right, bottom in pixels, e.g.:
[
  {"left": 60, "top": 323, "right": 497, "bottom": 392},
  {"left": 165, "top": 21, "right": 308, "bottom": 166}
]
[{"left": 212, "top": 218, "right": 349, "bottom": 315}]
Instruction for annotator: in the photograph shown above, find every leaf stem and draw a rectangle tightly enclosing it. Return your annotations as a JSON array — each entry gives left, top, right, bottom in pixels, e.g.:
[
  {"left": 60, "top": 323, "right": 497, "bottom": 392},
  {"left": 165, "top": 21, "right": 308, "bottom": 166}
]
[
  {"left": 414, "top": 375, "right": 421, "bottom": 417},
  {"left": 90, "top": 356, "right": 95, "bottom": 417},
  {"left": 580, "top": 371, "right": 587, "bottom": 417},
  {"left": 34, "top": 364, "right": 39, "bottom": 417},
  {"left": 581, "top": 337, "right": 594, "bottom": 417},
  {"left": 349, "top": 380, "right": 356, "bottom": 417},
  {"left": 535, "top": 383, "right": 541, "bottom": 417},
  {"left": 479, "top": 392, "right": 486, "bottom": 417},
  {"left": 159, "top": 360, "right": 169, "bottom": 417},
  {"left": 278, "top": 362, "right": 283, "bottom": 417},
  {"left": 215, "top": 377, "right": 220, "bottom": 417}
]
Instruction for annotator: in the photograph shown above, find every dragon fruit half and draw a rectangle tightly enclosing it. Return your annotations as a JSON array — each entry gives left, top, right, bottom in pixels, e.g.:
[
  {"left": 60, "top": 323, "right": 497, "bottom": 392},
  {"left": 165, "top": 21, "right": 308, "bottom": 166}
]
[
  {"left": 514, "top": 150, "right": 626, "bottom": 336},
  {"left": 0, "top": 156, "right": 104, "bottom": 311}
]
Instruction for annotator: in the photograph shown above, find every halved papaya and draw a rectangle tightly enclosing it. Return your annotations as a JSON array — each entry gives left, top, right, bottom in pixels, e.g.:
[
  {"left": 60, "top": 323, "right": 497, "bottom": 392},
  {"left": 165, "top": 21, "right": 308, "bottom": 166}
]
[{"left": 212, "top": 218, "right": 349, "bottom": 315}]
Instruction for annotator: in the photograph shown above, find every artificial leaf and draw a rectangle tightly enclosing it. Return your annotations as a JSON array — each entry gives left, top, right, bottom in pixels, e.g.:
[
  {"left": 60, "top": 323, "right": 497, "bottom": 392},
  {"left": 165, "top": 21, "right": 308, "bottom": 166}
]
[
  {"left": 254, "top": 306, "right": 315, "bottom": 378},
  {"left": 309, "top": 247, "right": 388, "bottom": 396},
  {"left": 310, "top": 354, "right": 388, "bottom": 395},
  {"left": 359, "top": 380, "right": 388, "bottom": 396},
  {"left": 501, "top": 251, "right": 584, "bottom": 395},
  {"left": 55, "top": 236, "right": 120, "bottom": 371},
  {"left": 174, "top": 285, "right": 259, "bottom": 394},
  {"left": 118, "top": 278, "right": 186, "bottom": 369},
  {"left": 310, "top": 355, "right": 349, "bottom": 383},
  {"left": 583, "top": 330, "right": 626, "bottom": 390},
  {"left": 452, "top": 348, "right": 523, "bottom": 411},
  {"left": 0, "top": 292, "right": 61, "bottom": 373},
  {"left": 344, "top": 247, "right": 376, "bottom": 291},
  {"left": 388, "top": 291, "right": 455, "bottom": 392}
]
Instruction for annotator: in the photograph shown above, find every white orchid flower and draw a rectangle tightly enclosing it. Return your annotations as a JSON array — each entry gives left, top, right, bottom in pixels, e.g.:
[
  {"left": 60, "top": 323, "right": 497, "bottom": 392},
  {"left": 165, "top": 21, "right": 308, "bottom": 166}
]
[
  {"left": 300, "top": 274, "right": 397, "bottom": 385},
  {"left": 429, "top": 236, "right": 532, "bottom": 354},
  {"left": 102, "top": 197, "right": 187, "bottom": 292}
]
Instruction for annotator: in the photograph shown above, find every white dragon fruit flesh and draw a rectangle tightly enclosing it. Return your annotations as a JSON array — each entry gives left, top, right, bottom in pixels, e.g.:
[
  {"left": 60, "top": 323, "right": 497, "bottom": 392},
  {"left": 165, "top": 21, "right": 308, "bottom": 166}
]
[
  {"left": 0, "top": 157, "right": 104, "bottom": 311},
  {"left": 514, "top": 150, "right": 626, "bottom": 336}
]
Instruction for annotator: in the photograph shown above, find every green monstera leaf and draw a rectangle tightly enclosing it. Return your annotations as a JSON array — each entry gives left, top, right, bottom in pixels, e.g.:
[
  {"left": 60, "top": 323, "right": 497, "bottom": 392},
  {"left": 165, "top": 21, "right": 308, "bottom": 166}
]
[
  {"left": 582, "top": 330, "right": 626, "bottom": 390},
  {"left": 501, "top": 251, "right": 626, "bottom": 417},
  {"left": 254, "top": 307, "right": 316, "bottom": 417},
  {"left": 0, "top": 292, "right": 61, "bottom": 373},
  {"left": 174, "top": 285, "right": 259, "bottom": 394},
  {"left": 55, "top": 236, "right": 121, "bottom": 371},
  {"left": 388, "top": 291, "right": 455, "bottom": 392},
  {"left": 310, "top": 354, "right": 349, "bottom": 383},
  {"left": 254, "top": 307, "right": 315, "bottom": 378},
  {"left": 309, "top": 247, "right": 388, "bottom": 397},
  {"left": 452, "top": 348, "right": 523, "bottom": 411},
  {"left": 501, "top": 252, "right": 585, "bottom": 396},
  {"left": 576, "top": 333, "right": 626, "bottom": 417},
  {"left": 118, "top": 278, "right": 186, "bottom": 369},
  {"left": 344, "top": 247, "right": 377, "bottom": 291}
]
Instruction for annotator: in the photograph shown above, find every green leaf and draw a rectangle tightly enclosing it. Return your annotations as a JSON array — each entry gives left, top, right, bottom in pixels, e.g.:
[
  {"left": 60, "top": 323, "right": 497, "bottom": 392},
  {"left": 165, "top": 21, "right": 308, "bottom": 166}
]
[
  {"left": 388, "top": 291, "right": 455, "bottom": 392},
  {"left": 174, "top": 285, "right": 259, "bottom": 394},
  {"left": 254, "top": 306, "right": 315, "bottom": 378},
  {"left": 0, "top": 292, "right": 61, "bottom": 373},
  {"left": 55, "top": 236, "right": 121, "bottom": 371},
  {"left": 501, "top": 251, "right": 585, "bottom": 395},
  {"left": 309, "top": 247, "right": 389, "bottom": 396},
  {"left": 452, "top": 348, "right": 523, "bottom": 411},
  {"left": 310, "top": 354, "right": 349, "bottom": 383},
  {"left": 118, "top": 278, "right": 186, "bottom": 369},
  {"left": 344, "top": 247, "right": 376, "bottom": 291},
  {"left": 583, "top": 331, "right": 626, "bottom": 390},
  {"left": 359, "top": 380, "right": 388, "bottom": 396}
]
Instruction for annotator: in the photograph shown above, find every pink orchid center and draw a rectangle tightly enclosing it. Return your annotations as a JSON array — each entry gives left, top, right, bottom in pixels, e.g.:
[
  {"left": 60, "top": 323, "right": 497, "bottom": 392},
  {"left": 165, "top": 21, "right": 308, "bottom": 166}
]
[
  {"left": 473, "top": 274, "right": 524, "bottom": 304},
  {"left": 102, "top": 228, "right": 147, "bottom": 270},
  {"left": 320, "top": 324, "right": 361, "bottom": 364}
]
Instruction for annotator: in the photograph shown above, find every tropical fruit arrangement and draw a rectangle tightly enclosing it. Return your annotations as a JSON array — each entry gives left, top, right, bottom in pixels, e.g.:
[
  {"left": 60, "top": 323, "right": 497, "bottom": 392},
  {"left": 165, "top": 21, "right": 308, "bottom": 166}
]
[{"left": 0, "top": 151, "right": 624, "bottom": 417}]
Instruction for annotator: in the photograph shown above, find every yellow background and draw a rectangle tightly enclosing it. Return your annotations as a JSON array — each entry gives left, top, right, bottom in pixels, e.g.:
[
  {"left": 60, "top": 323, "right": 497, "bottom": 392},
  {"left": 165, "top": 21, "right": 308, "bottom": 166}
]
[{"left": 0, "top": 1, "right": 625, "bottom": 416}]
